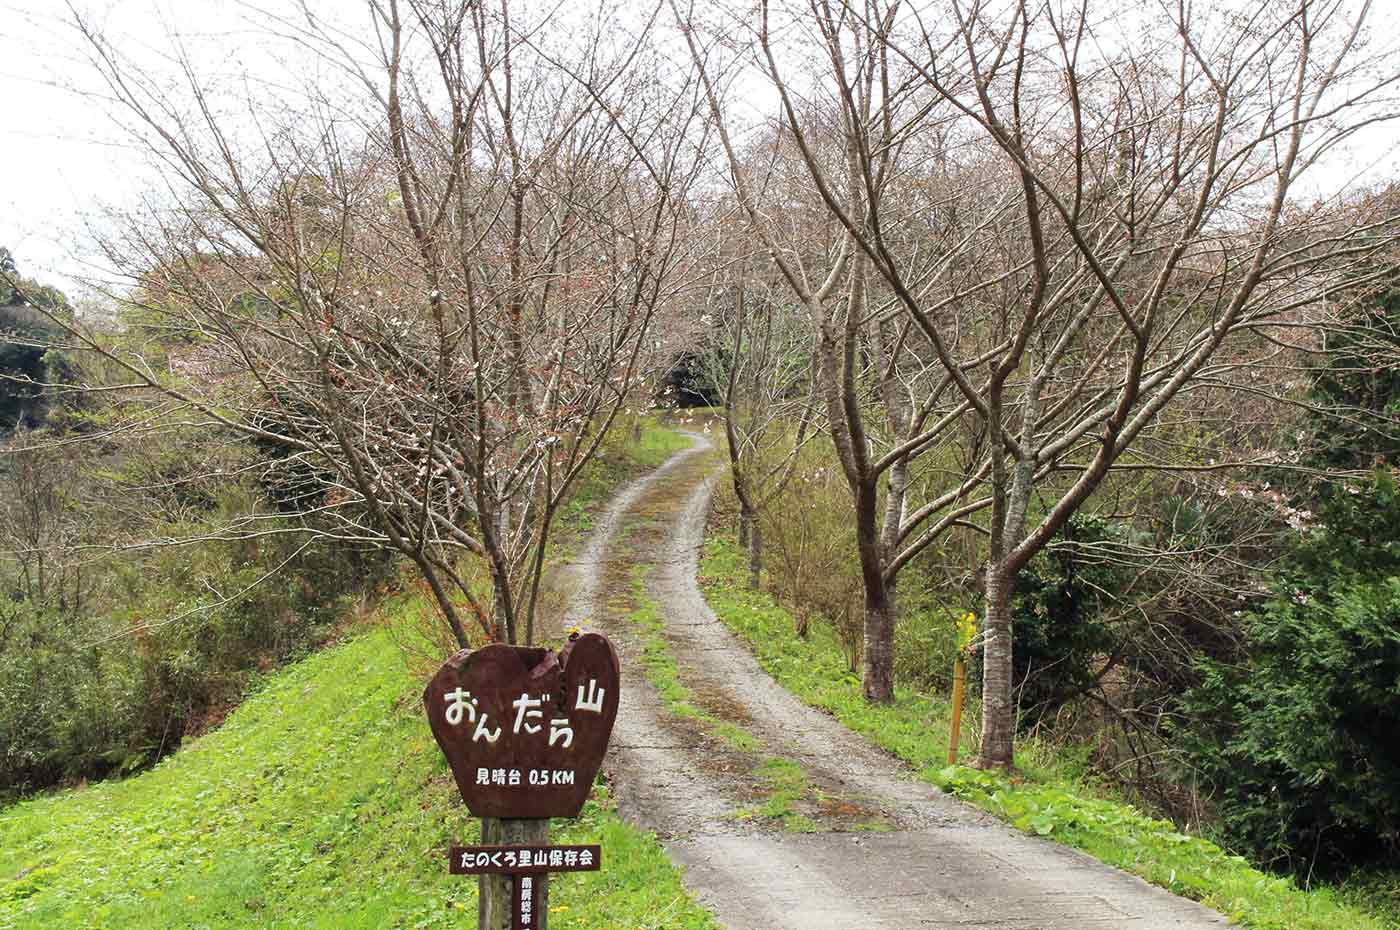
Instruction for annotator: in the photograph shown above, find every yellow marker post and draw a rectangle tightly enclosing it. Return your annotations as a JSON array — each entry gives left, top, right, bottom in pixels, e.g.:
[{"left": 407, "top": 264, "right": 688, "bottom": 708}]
[
  {"left": 948, "top": 612, "right": 976, "bottom": 766},
  {"left": 948, "top": 656, "right": 966, "bottom": 766}
]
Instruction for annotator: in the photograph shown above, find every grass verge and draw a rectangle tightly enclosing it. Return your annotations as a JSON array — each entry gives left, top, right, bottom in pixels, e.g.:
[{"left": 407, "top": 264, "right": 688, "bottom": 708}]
[
  {"left": 0, "top": 602, "right": 718, "bottom": 930},
  {"left": 556, "top": 414, "right": 692, "bottom": 536},
  {"left": 1, "top": 411, "right": 716, "bottom": 930},
  {"left": 624, "top": 570, "right": 758, "bottom": 754},
  {"left": 699, "top": 533, "right": 1397, "bottom": 930}
]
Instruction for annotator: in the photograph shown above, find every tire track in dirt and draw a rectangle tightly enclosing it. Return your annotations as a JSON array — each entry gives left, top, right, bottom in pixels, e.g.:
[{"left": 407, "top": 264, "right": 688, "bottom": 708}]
[{"left": 559, "top": 431, "right": 1233, "bottom": 930}]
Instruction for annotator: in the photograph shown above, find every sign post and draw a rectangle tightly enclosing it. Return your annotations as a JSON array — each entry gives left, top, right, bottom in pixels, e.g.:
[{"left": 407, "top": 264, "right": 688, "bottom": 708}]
[
  {"left": 450, "top": 843, "right": 601, "bottom": 930},
  {"left": 423, "top": 631, "right": 620, "bottom": 930}
]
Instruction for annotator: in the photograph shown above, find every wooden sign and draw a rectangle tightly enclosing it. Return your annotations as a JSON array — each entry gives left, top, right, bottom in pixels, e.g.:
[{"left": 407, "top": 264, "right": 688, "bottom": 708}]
[
  {"left": 447, "top": 844, "right": 601, "bottom": 930},
  {"left": 423, "top": 632, "right": 620, "bottom": 819},
  {"left": 449, "top": 844, "right": 601, "bottom": 875},
  {"left": 515, "top": 873, "right": 538, "bottom": 930}
]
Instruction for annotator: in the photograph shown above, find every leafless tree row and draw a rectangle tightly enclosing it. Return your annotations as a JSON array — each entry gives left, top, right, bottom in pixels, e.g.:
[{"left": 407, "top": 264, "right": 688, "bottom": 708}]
[
  {"left": 678, "top": 0, "right": 1400, "bottom": 765},
  {"left": 7, "top": 0, "right": 1399, "bottom": 772},
  {"left": 25, "top": 0, "right": 712, "bottom": 649}
]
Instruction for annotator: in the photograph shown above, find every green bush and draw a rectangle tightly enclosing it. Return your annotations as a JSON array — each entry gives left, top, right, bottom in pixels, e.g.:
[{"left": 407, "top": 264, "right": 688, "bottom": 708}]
[
  {"left": 0, "top": 448, "right": 388, "bottom": 799},
  {"left": 1302, "top": 286, "right": 1400, "bottom": 473},
  {"left": 892, "top": 595, "right": 962, "bottom": 693},
  {"left": 1180, "top": 472, "right": 1400, "bottom": 874},
  {"left": 0, "top": 534, "right": 371, "bottom": 798}
]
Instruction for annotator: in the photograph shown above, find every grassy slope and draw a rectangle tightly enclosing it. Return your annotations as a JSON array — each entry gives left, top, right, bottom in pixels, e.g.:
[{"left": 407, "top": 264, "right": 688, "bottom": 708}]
[
  {"left": 1, "top": 415, "right": 714, "bottom": 930},
  {"left": 1, "top": 620, "right": 715, "bottom": 930},
  {"left": 700, "top": 535, "right": 1398, "bottom": 930}
]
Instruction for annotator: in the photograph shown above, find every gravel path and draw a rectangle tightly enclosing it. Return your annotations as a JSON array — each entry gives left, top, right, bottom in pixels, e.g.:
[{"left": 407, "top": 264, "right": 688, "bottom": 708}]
[{"left": 560, "top": 431, "right": 1233, "bottom": 930}]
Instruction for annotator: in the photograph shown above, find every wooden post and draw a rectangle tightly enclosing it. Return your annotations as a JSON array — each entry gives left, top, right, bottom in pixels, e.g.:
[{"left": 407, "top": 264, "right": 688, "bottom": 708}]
[
  {"left": 947, "top": 655, "right": 966, "bottom": 766},
  {"left": 479, "top": 818, "right": 550, "bottom": 930}
]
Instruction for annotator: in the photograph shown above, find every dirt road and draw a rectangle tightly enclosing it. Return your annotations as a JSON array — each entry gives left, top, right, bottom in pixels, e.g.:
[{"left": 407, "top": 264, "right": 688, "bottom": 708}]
[{"left": 560, "top": 432, "right": 1232, "bottom": 930}]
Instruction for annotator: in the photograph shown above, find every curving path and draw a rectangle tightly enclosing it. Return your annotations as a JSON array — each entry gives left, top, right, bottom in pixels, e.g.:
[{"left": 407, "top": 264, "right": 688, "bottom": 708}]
[{"left": 557, "top": 431, "right": 1232, "bottom": 930}]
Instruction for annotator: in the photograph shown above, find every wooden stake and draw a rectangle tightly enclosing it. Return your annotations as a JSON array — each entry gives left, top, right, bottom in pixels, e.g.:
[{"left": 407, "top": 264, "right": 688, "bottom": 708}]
[
  {"left": 948, "top": 656, "right": 966, "bottom": 766},
  {"left": 479, "top": 818, "right": 550, "bottom": 930}
]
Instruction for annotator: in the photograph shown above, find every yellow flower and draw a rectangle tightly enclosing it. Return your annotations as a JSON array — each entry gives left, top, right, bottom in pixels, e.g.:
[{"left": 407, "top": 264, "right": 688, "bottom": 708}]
[{"left": 955, "top": 611, "right": 978, "bottom": 653}]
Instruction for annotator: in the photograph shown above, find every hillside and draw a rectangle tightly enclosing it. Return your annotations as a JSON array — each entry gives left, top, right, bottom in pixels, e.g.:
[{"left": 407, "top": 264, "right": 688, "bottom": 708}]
[
  {"left": 5, "top": 424, "right": 1398, "bottom": 930},
  {"left": 0, "top": 610, "right": 716, "bottom": 930}
]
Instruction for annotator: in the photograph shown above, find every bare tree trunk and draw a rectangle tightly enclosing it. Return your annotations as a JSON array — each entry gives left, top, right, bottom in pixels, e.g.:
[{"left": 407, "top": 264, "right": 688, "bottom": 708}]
[
  {"left": 978, "top": 565, "right": 1016, "bottom": 770},
  {"left": 493, "top": 582, "right": 512, "bottom": 645},
  {"left": 747, "top": 511, "right": 762, "bottom": 590},
  {"left": 737, "top": 508, "right": 750, "bottom": 548},
  {"left": 414, "top": 555, "right": 471, "bottom": 650},
  {"left": 479, "top": 817, "right": 549, "bottom": 930},
  {"left": 862, "top": 579, "right": 896, "bottom": 703}
]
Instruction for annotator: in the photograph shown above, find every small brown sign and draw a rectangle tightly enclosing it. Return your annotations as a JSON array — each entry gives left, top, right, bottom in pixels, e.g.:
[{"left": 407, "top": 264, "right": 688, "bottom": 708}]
[
  {"left": 515, "top": 872, "right": 539, "bottom": 930},
  {"left": 423, "top": 632, "right": 620, "bottom": 818},
  {"left": 448, "top": 844, "right": 601, "bottom": 875},
  {"left": 446, "top": 845, "right": 601, "bottom": 930}
]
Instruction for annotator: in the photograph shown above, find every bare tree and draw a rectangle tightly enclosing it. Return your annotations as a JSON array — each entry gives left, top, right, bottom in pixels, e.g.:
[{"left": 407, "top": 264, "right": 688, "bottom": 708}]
[
  {"left": 30, "top": 0, "right": 707, "bottom": 653},
  {"left": 0, "top": 429, "right": 87, "bottom": 616},
  {"left": 736, "top": 0, "right": 1400, "bottom": 766},
  {"left": 677, "top": 0, "right": 995, "bottom": 703},
  {"left": 699, "top": 223, "right": 821, "bottom": 590}
]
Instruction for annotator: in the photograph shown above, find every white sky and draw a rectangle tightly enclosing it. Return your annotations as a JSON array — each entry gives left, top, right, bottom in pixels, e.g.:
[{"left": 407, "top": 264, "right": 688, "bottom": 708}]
[
  {"left": 3, "top": 0, "right": 1399, "bottom": 297},
  {"left": 0, "top": 0, "right": 342, "bottom": 295}
]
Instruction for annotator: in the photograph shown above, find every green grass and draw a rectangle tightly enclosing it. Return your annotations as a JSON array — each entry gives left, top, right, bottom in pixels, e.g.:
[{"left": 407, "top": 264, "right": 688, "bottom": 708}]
[
  {"left": 556, "top": 414, "right": 692, "bottom": 535},
  {"left": 1337, "top": 870, "right": 1400, "bottom": 927},
  {"left": 624, "top": 570, "right": 758, "bottom": 754},
  {"left": 751, "top": 759, "right": 819, "bottom": 833},
  {"left": 699, "top": 534, "right": 1398, "bottom": 930},
  {"left": 0, "top": 605, "right": 719, "bottom": 930},
  {"left": 0, "top": 413, "right": 715, "bottom": 930},
  {"left": 626, "top": 417, "right": 695, "bottom": 469}
]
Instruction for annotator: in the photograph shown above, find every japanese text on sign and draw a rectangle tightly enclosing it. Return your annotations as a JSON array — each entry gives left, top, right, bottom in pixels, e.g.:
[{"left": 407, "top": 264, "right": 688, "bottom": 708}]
[
  {"left": 441, "top": 679, "right": 607, "bottom": 746},
  {"left": 448, "top": 844, "right": 602, "bottom": 876}
]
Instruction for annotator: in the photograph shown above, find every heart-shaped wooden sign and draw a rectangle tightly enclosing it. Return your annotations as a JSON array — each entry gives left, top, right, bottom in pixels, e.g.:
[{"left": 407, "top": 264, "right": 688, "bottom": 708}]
[{"left": 423, "top": 632, "right": 620, "bottom": 819}]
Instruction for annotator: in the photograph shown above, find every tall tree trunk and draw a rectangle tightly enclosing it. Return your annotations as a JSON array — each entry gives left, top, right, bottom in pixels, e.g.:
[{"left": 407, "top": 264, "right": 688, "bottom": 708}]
[
  {"left": 978, "top": 564, "right": 1016, "bottom": 769},
  {"left": 746, "top": 508, "right": 762, "bottom": 590},
  {"left": 737, "top": 508, "right": 750, "bottom": 548},
  {"left": 493, "top": 580, "right": 513, "bottom": 645},
  {"left": 855, "top": 468, "right": 896, "bottom": 703},
  {"left": 415, "top": 555, "right": 471, "bottom": 649},
  {"left": 479, "top": 817, "right": 549, "bottom": 930},
  {"left": 861, "top": 580, "right": 896, "bottom": 703}
]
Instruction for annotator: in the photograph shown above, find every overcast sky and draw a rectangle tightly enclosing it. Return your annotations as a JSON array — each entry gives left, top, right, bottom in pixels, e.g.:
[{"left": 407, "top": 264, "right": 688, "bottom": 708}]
[
  {"left": 1, "top": 0, "right": 288, "bottom": 294},
  {"left": 4, "top": 0, "right": 1399, "bottom": 297}
]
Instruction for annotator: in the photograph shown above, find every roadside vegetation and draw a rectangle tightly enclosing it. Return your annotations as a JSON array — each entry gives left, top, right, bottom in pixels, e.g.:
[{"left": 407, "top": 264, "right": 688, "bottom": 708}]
[
  {"left": 4, "top": 0, "right": 1400, "bottom": 924},
  {"left": 1, "top": 413, "right": 720, "bottom": 930},
  {"left": 0, "top": 609, "right": 717, "bottom": 930},
  {"left": 700, "top": 534, "right": 1400, "bottom": 930},
  {"left": 0, "top": 364, "right": 682, "bottom": 803},
  {"left": 685, "top": 277, "right": 1400, "bottom": 920}
]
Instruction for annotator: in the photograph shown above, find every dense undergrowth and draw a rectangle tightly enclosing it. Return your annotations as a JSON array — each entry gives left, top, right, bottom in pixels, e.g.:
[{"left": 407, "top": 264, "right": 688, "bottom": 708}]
[
  {"left": 699, "top": 534, "right": 1400, "bottom": 930},
  {"left": 0, "top": 410, "right": 685, "bottom": 802}
]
